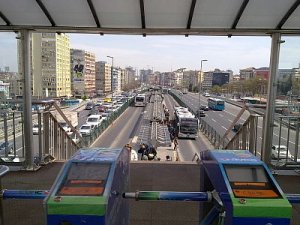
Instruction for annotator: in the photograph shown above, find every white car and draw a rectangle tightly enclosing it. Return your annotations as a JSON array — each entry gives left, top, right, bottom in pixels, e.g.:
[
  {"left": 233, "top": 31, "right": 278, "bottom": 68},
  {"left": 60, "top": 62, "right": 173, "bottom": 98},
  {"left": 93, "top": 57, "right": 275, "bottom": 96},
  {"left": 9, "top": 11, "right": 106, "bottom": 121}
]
[
  {"left": 59, "top": 122, "right": 71, "bottom": 133},
  {"left": 32, "top": 124, "right": 43, "bottom": 135},
  {"left": 101, "top": 112, "right": 110, "bottom": 120},
  {"left": 86, "top": 115, "right": 103, "bottom": 127},
  {"left": 271, "top": 145, "right": 294, "bottom": 160},
  {"left": 79, "top": 124, "right": 95, "bottom": 136}
]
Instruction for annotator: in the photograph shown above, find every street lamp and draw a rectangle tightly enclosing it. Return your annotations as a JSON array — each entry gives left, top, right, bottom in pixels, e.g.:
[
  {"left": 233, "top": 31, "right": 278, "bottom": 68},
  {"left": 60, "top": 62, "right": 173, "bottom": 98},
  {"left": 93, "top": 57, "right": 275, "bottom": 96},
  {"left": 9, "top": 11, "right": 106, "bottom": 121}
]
[
  {"left": 199, "top": 59, "right": 208, "bottom": 108},
  {"left": 107, "top": 56, "right": 114, "bottom": 100}
]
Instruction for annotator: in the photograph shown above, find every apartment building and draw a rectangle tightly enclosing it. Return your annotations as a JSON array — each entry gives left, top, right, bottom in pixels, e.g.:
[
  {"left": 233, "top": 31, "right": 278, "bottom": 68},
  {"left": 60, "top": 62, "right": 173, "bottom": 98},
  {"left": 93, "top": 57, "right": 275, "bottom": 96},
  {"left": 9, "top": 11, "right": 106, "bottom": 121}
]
[
  {"left": 71, "top": 49, "right": 95, "bottom": 97},
  {"left": 112, "top": 67, "right": 121, "bottom": 93},
  {"left": 33, "top": 33, "right": 71, "bottom": 98},
  {"left": 95, "top": 61, "right": 111, "bottom": 94}
]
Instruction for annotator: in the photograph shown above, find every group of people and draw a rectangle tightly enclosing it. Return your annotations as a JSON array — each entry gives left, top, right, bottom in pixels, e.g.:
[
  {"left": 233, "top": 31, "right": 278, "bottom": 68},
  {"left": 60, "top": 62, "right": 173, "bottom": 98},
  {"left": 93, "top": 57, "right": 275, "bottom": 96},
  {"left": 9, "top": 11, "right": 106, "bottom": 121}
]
[{"left": 138, "top": 143, "right": 158, "bottom": 160}]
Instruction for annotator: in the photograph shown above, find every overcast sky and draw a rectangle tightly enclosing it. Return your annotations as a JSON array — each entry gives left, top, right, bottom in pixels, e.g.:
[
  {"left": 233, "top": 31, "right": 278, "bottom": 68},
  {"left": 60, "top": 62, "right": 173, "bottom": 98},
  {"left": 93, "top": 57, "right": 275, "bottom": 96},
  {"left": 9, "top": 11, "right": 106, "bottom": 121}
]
[{"left": 0, "top": 32, "right": 299, "bottom": 74}]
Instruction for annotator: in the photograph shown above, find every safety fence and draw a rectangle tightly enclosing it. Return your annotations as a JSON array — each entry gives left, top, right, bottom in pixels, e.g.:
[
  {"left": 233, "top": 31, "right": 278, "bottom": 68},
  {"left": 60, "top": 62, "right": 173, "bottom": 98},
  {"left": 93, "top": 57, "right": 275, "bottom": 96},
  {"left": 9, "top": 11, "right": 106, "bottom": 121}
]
[
  {"left": 0, "top": 97, "right": 134, "bottom": 168},
  {"left": 169, "top": 90, "right": 300, "bottom": 168}
]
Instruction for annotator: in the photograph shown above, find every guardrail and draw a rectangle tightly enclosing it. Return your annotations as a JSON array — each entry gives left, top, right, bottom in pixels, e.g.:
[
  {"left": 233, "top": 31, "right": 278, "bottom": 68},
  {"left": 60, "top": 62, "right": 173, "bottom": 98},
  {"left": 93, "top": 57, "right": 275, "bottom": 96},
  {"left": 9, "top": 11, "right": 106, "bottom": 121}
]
[{"left": 0, "top": 97, "right": 135, "bottom": 168}]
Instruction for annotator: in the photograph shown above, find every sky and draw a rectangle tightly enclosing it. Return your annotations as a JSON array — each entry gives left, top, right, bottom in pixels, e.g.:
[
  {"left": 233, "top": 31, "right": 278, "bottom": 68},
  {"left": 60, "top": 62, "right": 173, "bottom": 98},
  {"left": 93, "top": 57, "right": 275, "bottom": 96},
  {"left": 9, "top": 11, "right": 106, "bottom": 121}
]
[{"left": 0, "top": 32, "right": 300, "bottom": 74}]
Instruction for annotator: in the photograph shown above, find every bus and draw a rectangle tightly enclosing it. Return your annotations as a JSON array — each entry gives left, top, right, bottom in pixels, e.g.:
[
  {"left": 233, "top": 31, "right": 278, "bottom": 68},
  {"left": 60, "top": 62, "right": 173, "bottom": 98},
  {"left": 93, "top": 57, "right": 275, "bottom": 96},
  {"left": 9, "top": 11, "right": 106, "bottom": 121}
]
[
  {"left": 174, "top": 107, "right": 199, "bottom": 139},
  {"left": 241, "top": 97, "right": 266, "bottom": 105},
  {"left": 207, "top": 98, "right": 225, "bottom": 111},
  {"left": 134, "top": 94, "right": 147, "bottom": 107}
]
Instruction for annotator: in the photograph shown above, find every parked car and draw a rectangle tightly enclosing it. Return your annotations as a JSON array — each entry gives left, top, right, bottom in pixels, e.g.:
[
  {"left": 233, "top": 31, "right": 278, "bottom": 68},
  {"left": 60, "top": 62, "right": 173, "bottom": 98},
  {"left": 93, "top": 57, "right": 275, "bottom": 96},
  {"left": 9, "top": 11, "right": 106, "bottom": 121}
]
[
  {"left": 200, "top": 105, "right": 209, "bottom": 111},
  {"left": 0, "top": 141, "right": 13, "bottom": 155},
  {"left": 32, "top": 124, "right": 43, "bottom": 135},
  {"left": 79, "top": 124, "right": 95, "bottom": 136},
  {"left": 271, "top": 145, "right": 294, "bottom": 160}
]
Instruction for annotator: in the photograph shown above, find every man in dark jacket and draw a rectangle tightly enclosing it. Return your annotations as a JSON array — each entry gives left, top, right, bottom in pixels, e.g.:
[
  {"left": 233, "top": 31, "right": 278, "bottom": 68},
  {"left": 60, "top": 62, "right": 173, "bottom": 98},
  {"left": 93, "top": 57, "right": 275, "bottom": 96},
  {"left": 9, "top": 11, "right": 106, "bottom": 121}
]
[{"left": 138, "top": 143, "right": 157, "bottom": 160}]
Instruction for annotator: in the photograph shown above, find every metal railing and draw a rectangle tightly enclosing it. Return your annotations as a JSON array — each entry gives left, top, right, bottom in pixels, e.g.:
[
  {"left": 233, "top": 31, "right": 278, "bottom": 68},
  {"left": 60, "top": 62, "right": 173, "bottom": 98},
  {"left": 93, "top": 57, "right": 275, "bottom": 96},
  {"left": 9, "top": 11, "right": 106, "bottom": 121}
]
[
  {"left": 169, "top": 90, "right": 300, "bottom": 168},
  {"left": 0, "top": 97, "right": 134, "bottom": 168}
]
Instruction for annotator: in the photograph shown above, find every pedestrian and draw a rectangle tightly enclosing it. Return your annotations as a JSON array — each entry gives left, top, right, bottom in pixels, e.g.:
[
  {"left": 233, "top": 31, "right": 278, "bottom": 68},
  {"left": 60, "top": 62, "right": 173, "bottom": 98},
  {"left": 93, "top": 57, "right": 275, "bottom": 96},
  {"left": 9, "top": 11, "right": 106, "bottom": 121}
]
[
  {"left": 146, "top": 144, "right": 158, "bottom": 160},
  {"left": 174, "top": 137, "right": 178, "bottom": 151},
  {"left": 138, "top": 143, "right": 149, "bottom": 160},
  {"left": 166, "top": 155, "right": 172, "bottom": 161}
]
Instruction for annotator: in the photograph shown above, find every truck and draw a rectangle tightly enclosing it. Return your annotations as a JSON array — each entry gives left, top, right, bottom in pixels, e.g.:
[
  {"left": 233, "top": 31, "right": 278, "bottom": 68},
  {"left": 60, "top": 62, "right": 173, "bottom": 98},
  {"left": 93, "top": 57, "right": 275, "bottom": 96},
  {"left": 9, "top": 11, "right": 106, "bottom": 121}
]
[{"left": 51, "top": 110, "right": 78, "bottom": 133}]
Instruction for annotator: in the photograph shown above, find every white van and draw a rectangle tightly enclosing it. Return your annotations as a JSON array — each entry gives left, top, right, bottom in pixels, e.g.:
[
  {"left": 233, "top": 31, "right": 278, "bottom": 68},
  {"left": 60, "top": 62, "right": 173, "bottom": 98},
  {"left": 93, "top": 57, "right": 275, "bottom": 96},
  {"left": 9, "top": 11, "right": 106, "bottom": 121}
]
[{"left": 86, "top": 115, "right": 103, "bottom": 127}]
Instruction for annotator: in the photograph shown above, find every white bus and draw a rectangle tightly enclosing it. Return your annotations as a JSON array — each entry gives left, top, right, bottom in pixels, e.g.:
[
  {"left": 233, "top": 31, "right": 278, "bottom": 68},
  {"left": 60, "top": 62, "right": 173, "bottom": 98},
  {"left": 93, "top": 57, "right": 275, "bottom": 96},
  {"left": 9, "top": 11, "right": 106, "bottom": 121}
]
[
  {"left": 174, "top": 106, "right": 199, "bottom": 139},
  {"left": 134, "top": 94, "right": 147, "bottom": 107}
]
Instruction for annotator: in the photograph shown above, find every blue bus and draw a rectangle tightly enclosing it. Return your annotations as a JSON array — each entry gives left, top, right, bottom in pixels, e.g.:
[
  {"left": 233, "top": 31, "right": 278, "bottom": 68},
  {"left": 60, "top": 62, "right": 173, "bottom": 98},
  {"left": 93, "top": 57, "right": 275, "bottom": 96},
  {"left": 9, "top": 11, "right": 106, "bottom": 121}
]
[{"left": 207, "top": 98, "right": 225, "bottom": 111}]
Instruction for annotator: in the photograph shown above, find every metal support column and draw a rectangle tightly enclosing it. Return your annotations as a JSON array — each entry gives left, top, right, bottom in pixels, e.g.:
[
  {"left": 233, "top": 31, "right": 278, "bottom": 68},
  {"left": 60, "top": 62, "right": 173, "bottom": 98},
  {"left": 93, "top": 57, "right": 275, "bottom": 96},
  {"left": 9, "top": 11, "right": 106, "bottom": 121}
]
[
  {"left": 262, "top": 33, "right": 282, "bottom": 165},
  {"left": 21, "top": 30, "right": 34, "bottom": 169}
]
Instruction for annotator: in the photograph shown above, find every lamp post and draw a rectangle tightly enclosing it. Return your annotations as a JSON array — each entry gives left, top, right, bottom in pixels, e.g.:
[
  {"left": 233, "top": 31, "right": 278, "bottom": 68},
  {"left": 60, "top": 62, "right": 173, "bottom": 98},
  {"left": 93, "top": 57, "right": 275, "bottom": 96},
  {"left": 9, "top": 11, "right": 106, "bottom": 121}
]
[
  {"left": 199, "top": 59, "right": 208, "bottom": 108},
  {"left": 107, "top": 56, "right": 114, "bottom": 99}
]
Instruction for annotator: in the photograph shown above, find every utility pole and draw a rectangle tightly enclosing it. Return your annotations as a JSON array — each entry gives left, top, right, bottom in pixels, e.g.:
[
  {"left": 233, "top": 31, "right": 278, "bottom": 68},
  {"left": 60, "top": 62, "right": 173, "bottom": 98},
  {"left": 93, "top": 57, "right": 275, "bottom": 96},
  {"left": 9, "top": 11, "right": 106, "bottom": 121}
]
[{"left": 199, "top": 59, "right": 208, "bottom": 108}]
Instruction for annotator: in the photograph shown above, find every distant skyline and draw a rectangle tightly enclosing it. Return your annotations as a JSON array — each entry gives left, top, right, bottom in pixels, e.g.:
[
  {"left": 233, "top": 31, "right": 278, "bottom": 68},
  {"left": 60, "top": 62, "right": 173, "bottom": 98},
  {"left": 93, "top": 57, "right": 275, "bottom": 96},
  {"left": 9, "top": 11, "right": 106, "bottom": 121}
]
[{"left": 0, "top": 32, "right": 300, "bottom": 74}]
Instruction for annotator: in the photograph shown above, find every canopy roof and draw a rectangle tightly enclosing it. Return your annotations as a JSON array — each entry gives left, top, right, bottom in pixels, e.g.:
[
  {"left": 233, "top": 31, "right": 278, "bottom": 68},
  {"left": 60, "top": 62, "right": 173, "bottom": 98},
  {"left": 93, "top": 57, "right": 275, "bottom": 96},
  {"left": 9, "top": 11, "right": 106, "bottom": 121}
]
[{"left": 0, "top": 0, "right": 300, "bottom": 35}]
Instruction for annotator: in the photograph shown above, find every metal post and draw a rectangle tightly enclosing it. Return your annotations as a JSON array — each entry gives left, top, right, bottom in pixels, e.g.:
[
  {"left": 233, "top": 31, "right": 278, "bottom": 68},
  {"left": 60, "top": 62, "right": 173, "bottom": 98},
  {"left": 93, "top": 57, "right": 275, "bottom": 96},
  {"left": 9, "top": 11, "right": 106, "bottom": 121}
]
[
  {"left": 107, "top": 56, "right": 114, "bottom": 100},
  {"left": 199, "top": 60, "right": 208, "bottom": 109},
  {"left": 21, "top": 30, "right": 34, "bottom": 169},
  {"left": 262, "top": 33, "right": 282, "bottom": 165}
]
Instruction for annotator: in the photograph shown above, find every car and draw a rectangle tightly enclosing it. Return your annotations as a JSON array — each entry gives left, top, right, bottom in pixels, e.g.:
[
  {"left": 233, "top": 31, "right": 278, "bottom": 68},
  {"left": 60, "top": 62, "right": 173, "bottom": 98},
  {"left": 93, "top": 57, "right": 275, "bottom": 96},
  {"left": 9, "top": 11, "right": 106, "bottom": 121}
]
[
  {"left": 0, "top": 141, "right": 13, "bottom": 155},
  {"left": 86, "top": 115, "right": 103, "bottom": 127},
  {"left": 32, "top": 124, "right": 43, "bottom": 135},
  {"left": 203, "top": 93, "right": 210, "bottom": 97},
  {"left": 200, "top": 105, "right": 209, "bottom": 111},
  {"left": 58, "top": 122, "right": 71, "bottom": 133},
  {"left": 271, "top": 145, "right": 294, "bottom": 160},
  {"left": 101, "top": 112, "right": 110, "bottom": 120},
  {"left": 197, "top": 109, "right": 205, "bottom": 117},
  {"left": 232, "top": 123, "right": 243, "bottom": 132},
  {"left": 85, "top": 102, "right": 94, "bottom": 110},
  {"left": 79, "top": 124, "right": 95, "bottom": 136},
  {"left": 88, "top": 107, "right": 100, "bottom": 116}
]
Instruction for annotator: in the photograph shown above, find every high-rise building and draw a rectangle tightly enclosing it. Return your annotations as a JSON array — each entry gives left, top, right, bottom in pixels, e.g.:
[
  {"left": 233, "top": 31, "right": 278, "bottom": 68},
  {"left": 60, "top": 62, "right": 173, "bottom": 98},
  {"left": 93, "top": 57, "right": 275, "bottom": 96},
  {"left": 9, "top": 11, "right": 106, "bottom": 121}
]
[
  {"left": 112, "top": 67, "right": 121, "bottom": 93},
  {"left": 33, "top": 33, "right": 71, "bottom": 98},
  {"left": 95, "top": 61, "right": 111, "bottom": 94},
  {"left": 71, "top": 49, "right": 95, "bottom": 97},
  {"left": 18, "top": 33, "right": 71, "bottom": 98}
]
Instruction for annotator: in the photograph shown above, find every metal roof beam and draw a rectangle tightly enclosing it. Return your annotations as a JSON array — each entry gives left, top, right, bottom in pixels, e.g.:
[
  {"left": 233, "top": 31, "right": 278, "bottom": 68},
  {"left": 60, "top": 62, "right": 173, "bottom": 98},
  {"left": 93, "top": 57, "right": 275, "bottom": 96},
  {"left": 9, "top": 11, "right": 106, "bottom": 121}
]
[
  {"left": 1, "top": 26, "right": 300, "bottom": 36},
  {"left": 87, "top": 0, "right": 101, "bottom": 28},
  {"left": 0, "top": 11, "right": 12, "bottom": 26},
  {"left": 231, "top": 0, "right": 249, "bottom": 29},
  {"left": 187, "top": 0, "right": 197, "bottom": 29},
  {"left": 276, "top": 0, "right": 300, "bottom": 29},
  {"left": 36, "top": 0, "right": 56, "bottom": 27},
  {"left": 139, "top": 0, "right": 146, "bottom": 29}
]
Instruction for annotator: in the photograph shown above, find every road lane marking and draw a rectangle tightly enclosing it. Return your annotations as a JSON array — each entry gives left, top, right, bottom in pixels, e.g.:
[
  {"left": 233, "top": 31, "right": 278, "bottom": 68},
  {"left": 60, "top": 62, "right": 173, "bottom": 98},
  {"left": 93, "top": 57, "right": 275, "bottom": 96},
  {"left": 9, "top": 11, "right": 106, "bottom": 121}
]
[
  {"left": 219, "top": 114, "right": 224, "bottom": 117},
  {"left": 212, "top": 119, "right": 216, "bottom": 122},
  {"left": 222, "top": 126, "right": 227, "bottom": 130},
  {"left": 228, "top": 119, "right": 233, "bottom": 122}
]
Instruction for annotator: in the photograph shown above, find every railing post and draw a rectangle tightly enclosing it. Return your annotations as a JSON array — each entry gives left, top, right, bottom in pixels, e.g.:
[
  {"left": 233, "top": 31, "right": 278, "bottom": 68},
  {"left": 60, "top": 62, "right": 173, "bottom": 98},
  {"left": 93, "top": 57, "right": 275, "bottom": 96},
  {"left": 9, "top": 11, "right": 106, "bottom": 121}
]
[{"left": 248, "top": 114, "right": 256, "bottom": 154}]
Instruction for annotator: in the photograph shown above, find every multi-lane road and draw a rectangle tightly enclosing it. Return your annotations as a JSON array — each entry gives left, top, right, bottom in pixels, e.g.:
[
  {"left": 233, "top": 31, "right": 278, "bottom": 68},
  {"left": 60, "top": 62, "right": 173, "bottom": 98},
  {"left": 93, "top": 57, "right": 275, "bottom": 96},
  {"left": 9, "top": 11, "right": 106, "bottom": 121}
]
[
  {"left": 2, "top": 91, "right": 298, "bottom": 162},
  {"left": 174, "top": 91, "right": 300, "bottom": 160}
]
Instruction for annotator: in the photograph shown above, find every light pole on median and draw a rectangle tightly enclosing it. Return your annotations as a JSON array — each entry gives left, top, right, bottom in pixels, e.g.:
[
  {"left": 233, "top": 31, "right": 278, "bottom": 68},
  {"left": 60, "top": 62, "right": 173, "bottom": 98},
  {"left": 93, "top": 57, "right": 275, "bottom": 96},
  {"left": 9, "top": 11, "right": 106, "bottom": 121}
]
[
  {"left": 199, "top": 59, "right": 208, "bottom": 109},
  {"left": 107, "top": 56, "right": 114, "bottom": 100}
]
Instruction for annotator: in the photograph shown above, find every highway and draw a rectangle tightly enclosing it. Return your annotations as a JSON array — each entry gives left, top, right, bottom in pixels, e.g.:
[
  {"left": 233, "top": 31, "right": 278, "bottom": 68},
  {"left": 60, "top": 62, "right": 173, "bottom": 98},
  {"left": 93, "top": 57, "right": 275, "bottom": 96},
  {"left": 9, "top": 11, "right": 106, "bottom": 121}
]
[
  {"left": 173, "top": 90, "right": 300, "bottom": 160},
  {"left": 5, "top": 91, "right": 297, "bottom": 163},
  {"left": 164, "top": 94, "right": 213, "bottom": 161}
]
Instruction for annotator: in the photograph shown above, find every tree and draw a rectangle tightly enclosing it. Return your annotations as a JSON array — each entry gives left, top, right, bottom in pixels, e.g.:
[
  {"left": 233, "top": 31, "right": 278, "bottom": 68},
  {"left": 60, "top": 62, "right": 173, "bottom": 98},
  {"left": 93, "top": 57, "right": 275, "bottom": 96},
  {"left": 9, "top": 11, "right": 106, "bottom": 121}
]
[{"left": 211, "top": 85, "right": 222, "bottom": 94}]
